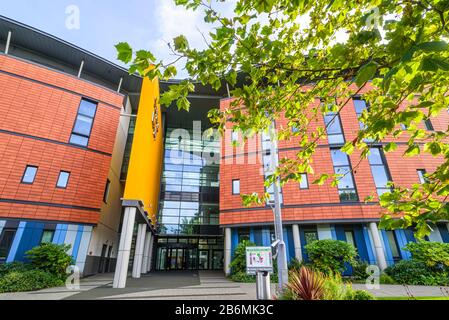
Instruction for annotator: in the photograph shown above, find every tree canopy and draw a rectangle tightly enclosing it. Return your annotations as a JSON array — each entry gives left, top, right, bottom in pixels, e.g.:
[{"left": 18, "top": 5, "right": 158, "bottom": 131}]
[{"left": 116, "top": 0, "right": 449, "bottom": 238}]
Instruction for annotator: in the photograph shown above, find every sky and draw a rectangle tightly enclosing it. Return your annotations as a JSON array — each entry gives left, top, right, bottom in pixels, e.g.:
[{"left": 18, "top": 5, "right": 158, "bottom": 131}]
[{"left": 0, "top": 0, "right": 235, "bottom": 78}]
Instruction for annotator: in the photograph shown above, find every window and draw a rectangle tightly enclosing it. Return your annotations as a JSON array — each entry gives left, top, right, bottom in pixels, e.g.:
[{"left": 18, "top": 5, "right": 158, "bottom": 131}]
[
  {"left": 103, "top": 179, "right": 111, "bottom": 203},
  {"left": 400, "top": 123, "right": 408, "bottom": 130},
  {"left": 232, "top": 179, "right": 240, "bottom": 195},
  {"left": 324, "top": 112, "right": 345, "bottom": 145},
  {"left": 417, "top": 169, "right": 427, "bottom": 184},
  {"left": 304, "top": 230, "right": 318, "bottom": 244},
  {"left": 291, "top": 125, "right": 300, "bottom": 134},
  {"left": 69, "top": 99, "right": 97, "bottom": 147},
  {"left": 344, "top": 230, "right": 357, "bottom": 248},
  {"left": 386, "top": 230, "right": 401, "bottom": 261},
  {"left": 0, "top": 229, "right": 16, "bottom": 260},
  {"left": 238, "top": 229, "right": 250, "bottom": 242},
  {"left": 330, "top": 149, "right": 358, "bottom": 202},
  {"left": 424, "top": 119, "right": 434, "bottom": 131},
  {"left": 40, "top": 230, "right": 54, "bottom": 244},
  {"left": 353, "top": 97, "right": 369, "bottom": 129},
  {"left": 21, "top": 165, "right": 38, "bottom": 184},
  {"left": 56, "top": 171, "right": 70, "bottom": 188},
  {"left": 368, "top": 147, "right": 392, "bottom": 197},
  {"left": 231, "top": 130, "right": 238, "bottom": 143},
  {"left": 299, "top": 173, "right": 309, "bottom": 189}
]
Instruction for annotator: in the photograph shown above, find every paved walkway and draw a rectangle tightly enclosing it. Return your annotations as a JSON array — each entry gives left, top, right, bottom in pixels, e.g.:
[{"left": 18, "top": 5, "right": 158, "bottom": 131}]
[{"left": 0, "top": 271, "right": 448, "bottom": 300}]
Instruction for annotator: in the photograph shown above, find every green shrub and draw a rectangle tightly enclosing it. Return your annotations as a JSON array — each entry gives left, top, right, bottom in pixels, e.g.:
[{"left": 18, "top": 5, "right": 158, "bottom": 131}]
[
  {"left": 0, "top": 262, "right": 32, "bottom": 277},
  {"left": 0, "top": 270, "right": 64, "bottom": 293},
  {"left": 322, "top": 274, "right": 351, "bottom": 300},
  {"left": 349, "top": 290, "right": 376, "bottom": 300},
  {"left": 379, "top": 273, "right": 396, "bottom": 284},
  {"left": 305, "top": 239, "right": 357, "bottom": 275},
  {"left": 385, "top": 260, "right": 449, "bottom": 286},
  {"left": 288, "top": 257, "right": 303, "bottom": 271},
  {"left": 229, "top": 240, "right": 256, "bottom": 274},
  {"left": 404, "top": 241, "right": 449, "bottom": 269},
  {"left": 351, "top": 260, "right": 369, "bottom": 280},
  {"left": 26, "top": 243, "right": 73, "bottom": 279},
  {"left": 229, "top": 272, "right": 256, "bottom": 283}
]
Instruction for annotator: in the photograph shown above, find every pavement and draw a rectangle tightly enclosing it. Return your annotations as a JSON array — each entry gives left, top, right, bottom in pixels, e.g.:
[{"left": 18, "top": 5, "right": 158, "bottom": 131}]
[{"left": 0, "top": 271, "right": 448, "bottom": 300}]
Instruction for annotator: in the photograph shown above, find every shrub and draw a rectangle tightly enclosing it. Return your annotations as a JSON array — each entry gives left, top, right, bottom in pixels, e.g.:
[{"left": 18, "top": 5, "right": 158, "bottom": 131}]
[
  {"left": 351, "top": 260, "right": 370, "bottom": 280},
  {"left": 349, "top": 290, "right": 376, "bottom": 300},
  {"left": 0, "top": 270, "right": 64, "bottom": 293},
  {"left": 0, "top": 262, "right": 32, "bottom": 277},
  {"left": 305, "top": 239, "right": 357, "bottom": 275},
  {"left": 404, "top": 241, "right": 449, "bottom": 269},
  {"left": 288, "top": 258, "right": 303, "bottom": 271},
  {"left": 26, "top": 243, "right": 73, "bottom": 279},
  {"left": 379, "top": 273, "right": 396, "bottom": 284},
  {"left": 286, "top": 267, "right": 325, "bottom": 300},
  {"left": 385, "top": 260, "right": 449, "bottom": 286},
  {"left": 229, "top": 240, "right": 256, "bottom": 274}
]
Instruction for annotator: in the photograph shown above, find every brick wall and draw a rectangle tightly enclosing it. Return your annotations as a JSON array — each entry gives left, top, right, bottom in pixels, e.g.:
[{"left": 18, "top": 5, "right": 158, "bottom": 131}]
[{"left": 0, "top": 55, "right": 123, "bottom": 225}]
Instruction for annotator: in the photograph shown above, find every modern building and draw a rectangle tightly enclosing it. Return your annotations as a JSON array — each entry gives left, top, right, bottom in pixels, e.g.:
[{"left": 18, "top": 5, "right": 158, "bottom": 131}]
[{"left": 1, "top": 16, "right": 449, "bottom": 288}]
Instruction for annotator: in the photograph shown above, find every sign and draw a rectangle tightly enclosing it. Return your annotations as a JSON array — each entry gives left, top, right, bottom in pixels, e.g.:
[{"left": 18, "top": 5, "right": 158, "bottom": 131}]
[{"left": 246, "top": 246, "right": 273, "bottom": 275}]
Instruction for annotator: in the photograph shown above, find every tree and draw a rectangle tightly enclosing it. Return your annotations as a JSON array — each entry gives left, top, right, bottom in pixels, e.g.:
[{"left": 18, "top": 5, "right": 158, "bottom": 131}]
[{"left": 116, "top": 0, "right": 449, "bottom": 238}]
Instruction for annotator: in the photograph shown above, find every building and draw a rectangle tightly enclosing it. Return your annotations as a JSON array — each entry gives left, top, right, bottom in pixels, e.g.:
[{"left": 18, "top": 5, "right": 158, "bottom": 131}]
[{"left": 1, "top": 16, "right": 449, "bottom": 288}]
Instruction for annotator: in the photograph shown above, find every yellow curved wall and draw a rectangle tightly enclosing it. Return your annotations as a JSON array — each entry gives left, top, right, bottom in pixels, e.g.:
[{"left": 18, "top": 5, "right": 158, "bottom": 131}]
[{"left": 123, "top": 77, "right": 163, "bottom": 225}]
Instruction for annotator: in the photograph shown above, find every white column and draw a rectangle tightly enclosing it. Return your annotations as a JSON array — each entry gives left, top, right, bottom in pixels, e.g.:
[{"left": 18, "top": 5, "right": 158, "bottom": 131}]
[
  {"left": 77, "top": 59, "right": 84, "bottom": 78},
  {"left": 224, "top": 227, "right": 232, "bottom": 276},
  {"left": 5, "top": 30, "right": 12, "bottom": 55},
  {"left": 292, "top": 224, "right": 302, "bottom": 262},
  {"left": 147, "top": 233, "right": 154, "bottom": 272},
  {"left": 113, "top": 207, "right": 136, "bottom": 289},
  {"left": 132, "top": 223, "right": 147, "bottom": 278},
  {"left": 141, "top": 231, "right": 152, "bottom": 274},
  {"left": 368, "top": 222, "right": 387, "bottom": 271}
]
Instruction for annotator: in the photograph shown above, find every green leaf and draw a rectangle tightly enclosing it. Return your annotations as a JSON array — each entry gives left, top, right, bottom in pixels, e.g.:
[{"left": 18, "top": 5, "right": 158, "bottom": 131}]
[
  {"left": 355, "top": 61, "right": 378, "bottom": 87},
  {"left": 173, "top": 35, "right": 189, "bottom": 51},
  {"left": 384, "top": 142, "right": 397, "bottom": 152},
  {"left": 115, "top": 42, "right": 133, "bottom": 64},
  {"left": 313, "top": 173, "right": 330, "bottom": 186},
  {"left": 404, "top": 144, "right": 420, "bottom": 157},
  {"left": 341, "top": 142, "right": 355, "bottom": 155},
  {"left": 424, "top": 142, "right": 442, "bottom": 156},
  {"left": 421, "top": 57, "right": 449, "bottom": 72},
  {"left": 416, "top": 41, "right": 448, "bottom": 52}
]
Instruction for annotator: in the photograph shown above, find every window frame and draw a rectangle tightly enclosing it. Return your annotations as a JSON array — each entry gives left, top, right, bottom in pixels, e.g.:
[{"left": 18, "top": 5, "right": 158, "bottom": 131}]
[
  {"left": 417, "top": 169, "right": 427, "bottom": 184},
  {"left": 69, "top": 98, "right": 98, "bottom": 147},
  {"left": 103, "top": 179, "right": 111, "bottom": 203},
  {"left": 232, "top": 179, "right": 240, "bottom": 195},
  {"left": 330, "top": 148, "right": 359, "bottom": 202},
  {"left": 21, "top": 165, "right": 38, "bottom": 184},
  {"left": 40, "top": 230, "right": 55, "bottom": 244},
  {"left": 424, "top": 119, "right": 434, "bottom": 131},
  {"left": 368, "top": 147, "right": 393, "bottom": 197},
  {"left": 56, "top": 171, "right": 71, "bottom": 189},
  {"left": 299, "top": 173, "right": 309, "bottom": 190},
  {"left": 0, "top": 228, "right": 17, "bottom": 260}
]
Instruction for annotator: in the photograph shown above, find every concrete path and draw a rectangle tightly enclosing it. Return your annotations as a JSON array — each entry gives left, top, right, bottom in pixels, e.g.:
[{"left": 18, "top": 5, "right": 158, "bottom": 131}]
[{"left": 0, "top": 271, "right": 448, "bottom": 300}]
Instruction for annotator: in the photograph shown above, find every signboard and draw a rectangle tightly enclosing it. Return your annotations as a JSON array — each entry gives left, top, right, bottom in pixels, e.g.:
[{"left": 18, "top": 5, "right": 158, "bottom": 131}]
[{"left": 246, "top": 246, "right": 273, "bottom": 275}]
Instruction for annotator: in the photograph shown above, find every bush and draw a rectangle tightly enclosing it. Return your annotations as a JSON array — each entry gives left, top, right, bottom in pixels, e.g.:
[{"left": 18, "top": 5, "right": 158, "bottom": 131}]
[
  {"left": 0, "top": 262, "right": 32, "bottom": 277},
  {"left": 229, "top": 240, "right": 256, "bottom": 274},
  {"left": 379, "top": 273, "right": 396, "bottom": 284},
  {"left": 351, "top": 260, "right": 369, "bottom": 280},
  {"left": 286, "top": 267, "right": 325, "bottom": 300},
  {"left": 404, "top": 241, "right": 449, "bottom": 269},
  {"left": 288, "top": 258, "right": 303, "bottom": 271},
  {"left": 385, "top": 260, "right": 449, "bottom": 286},
  {"left": 322, "top": 273, "right": 351, "bottom": 300},
  {"left": 0, "top": 270, "right": 64, "bottom": 293},
  {"left": 26, "top": 243, "right": 73, "bottom": 279},
  {"left": 305, "top": 239, "right": 357, "bottom": 275},
  {"left": 349, "top": 290, "right": 376, "bottom": 300}
]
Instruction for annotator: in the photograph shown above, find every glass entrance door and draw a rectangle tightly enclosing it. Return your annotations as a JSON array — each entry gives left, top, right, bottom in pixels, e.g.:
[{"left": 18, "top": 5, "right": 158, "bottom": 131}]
[{"left": 199, "top": 250, "right": 209, "bottom": 270}]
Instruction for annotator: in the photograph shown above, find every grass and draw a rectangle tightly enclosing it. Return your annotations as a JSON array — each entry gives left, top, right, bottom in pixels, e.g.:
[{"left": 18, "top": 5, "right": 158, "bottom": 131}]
[{"left": 377, "top": 296, "right": 449, "bottom": 300}]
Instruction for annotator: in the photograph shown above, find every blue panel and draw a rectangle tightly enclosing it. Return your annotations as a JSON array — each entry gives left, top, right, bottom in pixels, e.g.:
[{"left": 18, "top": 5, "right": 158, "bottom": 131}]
[
  {"left": 354, "top": 225, "right": 369, "bottom": 262},
  {"left": 283, "top": 228, "right": 291, "bottom": 262},
  {"left": 287, "top": 227, "right": 295, "bottom": 261},
  {"left": 253, "top": 228, "right": 263, "bottom": 246},
  {"left": 6, "top": 222, "right": 26, "bottom": 263},
  {"left": 362, "top": 226, "right": 376, "bottom": 265},
  {"left": 380, "top": 230, "right": 394, "bottom": 266},
  {"left": 395, "top": 230, "right": 411, "bottom": 260},
  {"left": 71, "top": 225, "right": 84, "bottom": 261},
  {"left": 334, "top": 225, "right": 346, "bottom": 241},
  {"left": 231, "top": 228, "right": 239, "bottom": 258},
  {"left": 261, "top": 228, "right": 271, "bottom": 246},
  {"left": 438, "top": 225, "right": 449, "bottom": 244},
  {"left": 404, "top": 228, "right": 416, "bottom": 243},
  {"left": 14, "top": 222, "right": 45, "bottom": 262},
  {"left": 53, "top": 224, "right": 68, "bottom": 244},
  {"left": 249, "top": 227, "right": 255, "bottom": 243}
]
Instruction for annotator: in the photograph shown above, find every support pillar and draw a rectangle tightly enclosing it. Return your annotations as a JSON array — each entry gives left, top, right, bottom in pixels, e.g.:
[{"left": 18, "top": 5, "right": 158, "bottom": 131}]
[
  {"left": 132, "top": 223, "right": 146, "bottom": 278},
  {"left": 368, "top": 222, "right": 387, "bottom": 271},
  {"left": 141, "top": 231, "right": 152, "bottom": 274},
  {"left": 5, "top": 30, "right": 12, "bottom": 55},
  {"left": 77, "top": 59, "right": 84, "bottom": 78},
  {"left": 292, "top": 224, "right": 302, "bottom": 262},
  {"left": 113, "top": 207, "right": 136, "bottom": 289},
  {"left": 224, "top": 227, "right": 232, "bottom": 276},
  {"left": 147, "top": 233, "right": 154, "bottom": 272}
]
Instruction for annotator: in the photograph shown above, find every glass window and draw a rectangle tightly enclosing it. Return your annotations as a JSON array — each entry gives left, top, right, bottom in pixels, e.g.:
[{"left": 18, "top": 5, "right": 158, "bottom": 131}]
[
  {"left": 0, "top": 229, "right": 16, "bottom": 259},
  {"left": 69, "top": 99, "right": 97, "bottom": 147},
  {"left": 22, "top": 166, "right": 38, "bottom": 184},
  {"left": 424, "top": 119, "right": 434, "bottom": 131},
  {"left": 232, "top": 179, "right": 240, "bottom": 195},
  {"left": 353, "top": 97, "right": 368, "bottom": 129},
  {"left": 304, "top": 231, "right": 318, "bottom": 244},
  {"left": 417, "top": 169, "right": 427, "bottom": 184},
  {"left": 299, "top": 173, "right": 309, "bottom": 189},
  {"left": 368, "top": 147, "right": 392, "bottom": 197},
  {"left": 330, "top": 149, "right": 358, "bottom": 202},
  {"left": 386, "top": 230, "right": 401, "bottom": 259},
  {"left": 40, "top": 230, "right": 54, "bottom": 244},
  {"left": 56, "top": 171, "right": 70, "bottom": 188},
  {"left": 344, "top": 230, "right": 357, "bottom": 248},
  {"left": 324, "top": 110, "right": 345, "bottom": 145},
  {"left": 231, "top": 130, "right": 238, "bottom": 143},
  {"left": 103, "top": 179, "right": 111, "bottom": 203}
]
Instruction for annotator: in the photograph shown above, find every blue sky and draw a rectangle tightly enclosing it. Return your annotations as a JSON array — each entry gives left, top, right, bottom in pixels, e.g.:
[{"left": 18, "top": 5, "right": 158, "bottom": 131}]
[{"left": 0, "top": 0, "right": 235, "bottom": 78}]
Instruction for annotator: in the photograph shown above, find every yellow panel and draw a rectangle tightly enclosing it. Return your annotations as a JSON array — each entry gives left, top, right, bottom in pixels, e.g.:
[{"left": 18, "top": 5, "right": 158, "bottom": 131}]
[{"left": 123, "top": 77, "right": 163, "bottom": 225}]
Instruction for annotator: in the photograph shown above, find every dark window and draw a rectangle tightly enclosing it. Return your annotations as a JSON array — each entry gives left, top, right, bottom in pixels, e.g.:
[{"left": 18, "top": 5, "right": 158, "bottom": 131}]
[
  {"left": 330, "top": 149, "right": 358, "bottom": 202},
  {"left": 417, "top": 169, "right": 427, "bottom": 184},
  {"left": 368, "top": 147, "right": 392, "bottom": 197},
  {"left": 21, "top": 165, "right": 38, "bottom": 184},
  {"left": 304, "top": 230, "right": 318, "bottom": 244},
  {"left": 238, "top": 229, "right": 250, "bottom": 243},
  {"left": 232, "top": 179, "right": 240, "bottom": 195},
  {"left": 299, "top": 173, "right": 309, "bottom": 189},
  {"left": 40, "top": 230, "right": 54, "bottom": 244},
  {"left": 69, "top": 99, "right": 97, "bottom": 147},
  {"left": 344, "top": 230, "right": 357, "bottom": 248},
  {"left": 386, "top": 230, "right": 401, "bottom": 260},
  {"left": 56, "top": 171, "right": 70, "bottom": 188},
  {"left": 424, "top": 119, "right": 434, "bottom": 131},
  {"left": 0, "top": 229, "right": 16, "bottom": 260},
  {"left": 103, "top": 179, "right": 111, "bottom": 203}
]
